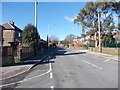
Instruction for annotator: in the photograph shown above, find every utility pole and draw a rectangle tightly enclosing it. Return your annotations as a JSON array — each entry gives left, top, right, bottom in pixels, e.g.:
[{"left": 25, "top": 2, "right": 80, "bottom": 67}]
[
  {"left": 35, "top": 0, "right": 38, "bottom": 28},
  {"left": 98, "top": 12, "right": 102, "bottom": 52}
]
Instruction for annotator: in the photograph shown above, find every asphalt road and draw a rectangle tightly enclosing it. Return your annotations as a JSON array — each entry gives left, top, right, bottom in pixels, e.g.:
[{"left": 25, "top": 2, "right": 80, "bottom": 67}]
[{"left": 2, "top": 47, "right": 118, "bottom": 88}]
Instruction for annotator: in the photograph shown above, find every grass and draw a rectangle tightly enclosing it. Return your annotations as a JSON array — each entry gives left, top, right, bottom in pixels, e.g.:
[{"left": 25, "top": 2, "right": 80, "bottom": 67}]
[{"left": 102, "top": 52, "right": 120, "bottom": 56}]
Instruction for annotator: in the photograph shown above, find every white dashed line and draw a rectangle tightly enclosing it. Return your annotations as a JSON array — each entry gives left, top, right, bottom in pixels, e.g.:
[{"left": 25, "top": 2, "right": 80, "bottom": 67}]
[
  {"left": 49, "top": 62, "right": 52, "bottom": 71},
  {"left": 82, "top": 60, "right": 102, "bottom": 70},
  {"left": 50, "top": 72, "right": 53, "bottom": 79},
  {"left": 50, "top": 86, "right": 54, "bottom": 89}
]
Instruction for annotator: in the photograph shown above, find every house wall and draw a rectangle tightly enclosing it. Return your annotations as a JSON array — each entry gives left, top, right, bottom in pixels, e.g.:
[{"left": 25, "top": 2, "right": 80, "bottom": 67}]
[{"left": 3, "top": 30, "right": 15, "bottom": 46}]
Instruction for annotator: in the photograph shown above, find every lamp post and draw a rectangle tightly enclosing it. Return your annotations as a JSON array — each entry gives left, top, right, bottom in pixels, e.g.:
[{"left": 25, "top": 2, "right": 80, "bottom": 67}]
[
  {"left": 35, "top": 0, "right": 38, "bottom": 28},
  {"left": 47, "top": 24, "right": 55, "bottom": 47}
]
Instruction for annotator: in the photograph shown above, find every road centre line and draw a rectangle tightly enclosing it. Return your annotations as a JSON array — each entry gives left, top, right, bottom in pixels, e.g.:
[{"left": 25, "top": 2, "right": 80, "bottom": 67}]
[
  {"left": 0, "top": 62, "right": 52, "bottom": 87},
  {"left": 82, "top": 60, "right": 102, "bottom": 70},
  {"left": 50, "top": 84, "right": 54, "bottom": 89},
  {"left": 50, "top": 86, "right": 54, "bottom": 89},
  {"left": 50, "top": 72, "right": 53, "bottom": 79},
  {"left": 49, "top": 62, "right": 52, "bottom": 71}
]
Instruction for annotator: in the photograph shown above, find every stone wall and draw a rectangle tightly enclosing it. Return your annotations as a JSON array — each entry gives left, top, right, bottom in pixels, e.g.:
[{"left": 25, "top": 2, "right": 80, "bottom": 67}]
[
  {"left": 2, "top": 46, "right": 14, "bottom": 66},
  {"left": 89, "top": 47, "right": 119, "bottom": 54},
  {"left": 20, "top": 47, "right": 34, "bottom": 60},
  {"left": 3, "top": 30, "right": 14, "bottom": 46}
]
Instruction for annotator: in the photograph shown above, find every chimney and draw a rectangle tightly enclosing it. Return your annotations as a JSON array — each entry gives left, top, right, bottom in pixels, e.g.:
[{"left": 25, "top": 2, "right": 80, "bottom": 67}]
[{"left": 9, "top": 21, "right": 14, "bottom": 25}]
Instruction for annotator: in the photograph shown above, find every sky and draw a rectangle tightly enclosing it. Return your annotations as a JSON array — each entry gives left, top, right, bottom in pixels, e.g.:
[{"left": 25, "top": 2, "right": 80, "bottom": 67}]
[
  {"left": 1, "top": 1, "right": 119, "bottom": 41},
  {"left": 2, "top": 2, "right": 86, "bottom": 41}
]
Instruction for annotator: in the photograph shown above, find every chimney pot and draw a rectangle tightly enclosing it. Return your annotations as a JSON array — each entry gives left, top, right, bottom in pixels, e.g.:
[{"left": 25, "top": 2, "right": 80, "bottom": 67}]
[{"left": 9, "top": 21, "right": 14, "bottom": 25}]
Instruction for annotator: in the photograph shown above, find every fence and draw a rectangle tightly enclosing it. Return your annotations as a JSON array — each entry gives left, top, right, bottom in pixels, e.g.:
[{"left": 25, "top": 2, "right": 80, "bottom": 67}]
[
  {"left": 1, "top": 46, "right": 35, "bottom": 66},
  {"left": 103, "top": 40, "right": 120, "bottom": 48},
  {"left": 20, "top": 47, "right": 34, "bottom": 60}
]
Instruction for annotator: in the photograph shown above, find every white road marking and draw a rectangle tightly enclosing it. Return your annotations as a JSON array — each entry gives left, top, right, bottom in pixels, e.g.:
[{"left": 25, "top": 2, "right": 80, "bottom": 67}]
[
  {"left": 49, "top": 62, "right": 52, "bottom": 71},
  {"left": 0, "top": 66, "right": 32, "bottom": 81},
  {"left": 104, "top": 59, "right": 111, "bottom": 62},
  {"left": 0, "top": 62, "right": 52, "bottom": 87},
  {"left": 50, "top": 72, "right": 53, "bottom": 79},
  {"left": 50, "top": 86, "right": 54, "bottom": 89},
  {"left": 82, "top": 60, "right": 102, "bottom": 70}
]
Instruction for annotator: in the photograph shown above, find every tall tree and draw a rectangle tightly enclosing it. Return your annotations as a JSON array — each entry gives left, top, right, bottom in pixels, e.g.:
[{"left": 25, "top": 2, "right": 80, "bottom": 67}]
[
  {"left": 65, "top": 34, "right": 75, "bottom": 44},
  {"left": 74, "top": 1, "right": 119, "bottom": 49},
  {"left": 22, "top": 24, "right": 39, "bottom": 55},
  {"left": 49, "top": 35, "right": 59, "bottom": 44},
  {"left": 75, "top": 2, "right": 117, "bottom": 33}
]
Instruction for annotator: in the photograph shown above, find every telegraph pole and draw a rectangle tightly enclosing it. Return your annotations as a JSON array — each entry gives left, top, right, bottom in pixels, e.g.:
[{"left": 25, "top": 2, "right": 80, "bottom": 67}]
[
  {"left": 98, "top": 12, "right": 102, "bottom": 52},
  {"left": 35, "top": 0, "right": 38, "bottom": 28}
]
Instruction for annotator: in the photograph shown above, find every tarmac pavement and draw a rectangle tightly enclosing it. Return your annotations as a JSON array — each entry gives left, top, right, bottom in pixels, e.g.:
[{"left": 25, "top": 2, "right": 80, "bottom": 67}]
[{"left": 0, "top": 48, "right": 52, "bottom": 81}]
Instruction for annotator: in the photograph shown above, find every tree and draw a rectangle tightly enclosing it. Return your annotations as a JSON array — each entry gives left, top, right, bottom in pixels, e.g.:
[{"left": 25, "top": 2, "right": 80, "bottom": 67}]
[
  {"left": 65, "top": 34, "right": 75, "bottom": 44},
  {"left": 81, "top": 34, "right": 86, "bottom": 38},
  {"left": 74, "top": 2, "right": 117, "bottom": 33},
  {"left": 60, "top": 40, "right": 69, "bottom": 46},
  {"left": 22, "top": 24, "right": 39, "bottom": 55},
  {"left": 49, "top": 35, "right": 59, "bottom": 44},
  {"left": 74, "top": 1, "right": 119, "bottom": 50}
]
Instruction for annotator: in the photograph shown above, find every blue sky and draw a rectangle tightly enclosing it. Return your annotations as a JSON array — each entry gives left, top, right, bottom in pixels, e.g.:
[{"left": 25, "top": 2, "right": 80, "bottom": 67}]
[{"left": 2, "top": 2, "right": 86, "bottom": 40}]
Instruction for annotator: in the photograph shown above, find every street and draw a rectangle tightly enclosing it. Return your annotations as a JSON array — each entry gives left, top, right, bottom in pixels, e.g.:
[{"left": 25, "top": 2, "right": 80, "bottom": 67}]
[{"left": 2, "top": 47, "right": 118, "bottom": 88}]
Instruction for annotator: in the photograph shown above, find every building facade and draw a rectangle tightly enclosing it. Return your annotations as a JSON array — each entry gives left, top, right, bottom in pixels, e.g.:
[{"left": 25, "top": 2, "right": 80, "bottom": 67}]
[{"left": 1, "top": 21, "right": 22, "bottom": 46}]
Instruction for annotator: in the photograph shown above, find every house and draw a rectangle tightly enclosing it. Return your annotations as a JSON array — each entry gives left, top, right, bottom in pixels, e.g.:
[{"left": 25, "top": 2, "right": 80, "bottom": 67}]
[
  {"left": 73, "top": 36, "right": 81, "bottom": 44},
  {"left": 1, "top": 21, "right": 22, "bottom": 46},
  {"left": 0, "top": 25, "right": 4, "bottom": 46}
]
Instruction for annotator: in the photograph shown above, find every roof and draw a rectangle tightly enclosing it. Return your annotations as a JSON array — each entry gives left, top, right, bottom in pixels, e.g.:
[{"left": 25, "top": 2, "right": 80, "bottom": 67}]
[{"left": 1, "top": 21, "right": 22, "bottom": 32}]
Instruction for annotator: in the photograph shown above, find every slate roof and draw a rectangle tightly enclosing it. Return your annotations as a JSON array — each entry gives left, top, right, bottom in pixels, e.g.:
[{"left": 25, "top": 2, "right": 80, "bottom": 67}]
[{"left": 1, "top": 21, "right": 22, "bottom": 32}]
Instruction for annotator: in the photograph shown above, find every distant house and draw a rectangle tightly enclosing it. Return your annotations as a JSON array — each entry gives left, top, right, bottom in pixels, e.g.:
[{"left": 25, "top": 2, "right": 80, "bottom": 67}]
[
  {"left": 1, "top": 21, "right": 22, "bottom": 46},
  {"left": 73, "top": 36, "right": 81, "bottom": 44}
]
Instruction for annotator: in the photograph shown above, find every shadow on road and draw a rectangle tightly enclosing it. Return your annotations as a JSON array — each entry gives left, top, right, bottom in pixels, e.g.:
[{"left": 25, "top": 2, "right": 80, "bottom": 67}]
[
  {"left": 55, "top": 47, "right": 86, "bottom": 56},
  {"left": 12, "top": 48, "right": 56, "bottom": 67},
  {"left": 9, "top": 46, "right": 85, "bottom": 67}
]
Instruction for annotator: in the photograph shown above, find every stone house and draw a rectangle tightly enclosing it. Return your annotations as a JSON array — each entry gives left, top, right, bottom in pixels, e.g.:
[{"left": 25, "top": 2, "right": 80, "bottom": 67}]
[{"left": 1, "top": 21, "right": 22, "bottom": 46}]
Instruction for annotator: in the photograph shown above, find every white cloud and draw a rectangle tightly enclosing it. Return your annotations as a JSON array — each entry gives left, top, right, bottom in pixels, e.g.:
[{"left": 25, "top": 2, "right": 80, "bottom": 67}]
[{"left": 64, "top": 16, "right": 75, "bottom": 22}]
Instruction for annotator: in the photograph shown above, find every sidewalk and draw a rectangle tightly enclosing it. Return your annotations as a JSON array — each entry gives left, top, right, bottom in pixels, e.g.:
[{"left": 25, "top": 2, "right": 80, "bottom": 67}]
[
  {"left": 78, "top": 50, "right": 120, "bottom": 61},
  {"left": 0, "top": 65, "right": 32, "bottom": 80},
  {"left": 0, "top": 48, "right": 53, "bottom": 80}
]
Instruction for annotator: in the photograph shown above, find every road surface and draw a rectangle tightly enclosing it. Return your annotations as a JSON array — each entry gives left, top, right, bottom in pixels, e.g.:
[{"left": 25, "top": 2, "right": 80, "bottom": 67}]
[{"left": 2, "top": 47, "right": 118, "bottom": 88}]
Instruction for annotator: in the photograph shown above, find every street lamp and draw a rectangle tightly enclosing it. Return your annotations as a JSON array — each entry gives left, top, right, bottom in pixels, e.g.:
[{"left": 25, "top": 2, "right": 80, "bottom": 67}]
[
  {"left": 47, "top": 24, "right": 55, "bottom": 47},
  {"left": 35, "top": 0, "right": 38, "bottom": 28}
]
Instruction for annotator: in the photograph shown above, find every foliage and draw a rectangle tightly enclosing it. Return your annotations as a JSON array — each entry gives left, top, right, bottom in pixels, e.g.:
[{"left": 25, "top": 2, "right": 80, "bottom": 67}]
[
  {"left": 22, "top": 24, "right": 40, "bottom": 54},
  {"left": 81, "top": 34, "right": 86, "bottom": 37},
  {"left": 65, "top": 34, "right": 75, "bottom": 43},
  {"left": 74, "top": 2, "right": 119, "bottom": 40},
  {"left": 60, "top": 40, "right": 69, "bottom": 46},
  {"left": 74, "top": 1, "right": 120, "bottom": 49},
  {"left": 49, "top": 35, "right": 59, "bottom": 44}
]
